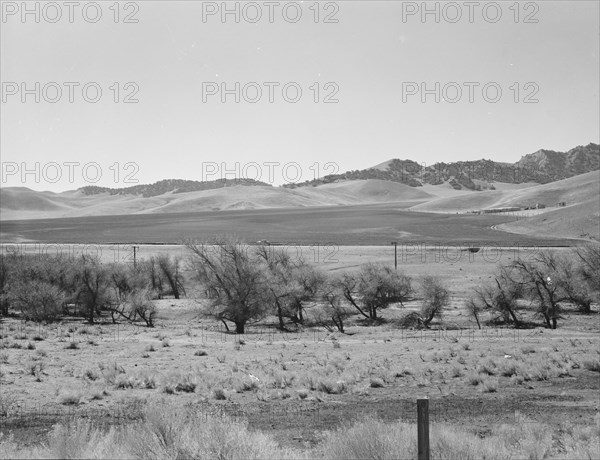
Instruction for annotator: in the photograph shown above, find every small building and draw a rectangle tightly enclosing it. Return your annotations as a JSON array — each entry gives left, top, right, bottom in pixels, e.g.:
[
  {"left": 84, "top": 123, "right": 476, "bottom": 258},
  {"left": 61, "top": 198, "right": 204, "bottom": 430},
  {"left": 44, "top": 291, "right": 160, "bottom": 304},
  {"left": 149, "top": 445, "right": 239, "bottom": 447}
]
[
  {"left": 536, "top": 203, "right": 546, "bottom": 209},
  {"left": 558, "top": 201, "right": 566, "bottom": 207}
]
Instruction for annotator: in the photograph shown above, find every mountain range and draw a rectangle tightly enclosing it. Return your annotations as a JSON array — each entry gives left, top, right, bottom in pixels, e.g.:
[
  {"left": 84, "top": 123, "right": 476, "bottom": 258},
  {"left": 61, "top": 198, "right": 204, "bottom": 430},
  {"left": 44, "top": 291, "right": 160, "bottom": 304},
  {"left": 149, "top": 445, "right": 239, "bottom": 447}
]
[
  {"left": 286, "top": 143, "right": 599, "bottom": 190},
  {"left": 1, "top": 143, "right": 598, "bottom": 240}
]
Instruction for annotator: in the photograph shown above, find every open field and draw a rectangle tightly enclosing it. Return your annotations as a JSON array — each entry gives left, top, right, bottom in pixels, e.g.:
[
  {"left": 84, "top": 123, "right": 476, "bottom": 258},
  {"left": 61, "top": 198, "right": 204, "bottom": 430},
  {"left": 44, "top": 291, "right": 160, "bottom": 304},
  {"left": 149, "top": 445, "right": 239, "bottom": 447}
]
[
  {"left": 0, "top": 204, "right": 577, "bottom": 246},
  {"left": 1, "top": 245, "right": 599, "bottom": 458},
  {"left": 1, "top": 301, "right": 599, "bottom": 457}
]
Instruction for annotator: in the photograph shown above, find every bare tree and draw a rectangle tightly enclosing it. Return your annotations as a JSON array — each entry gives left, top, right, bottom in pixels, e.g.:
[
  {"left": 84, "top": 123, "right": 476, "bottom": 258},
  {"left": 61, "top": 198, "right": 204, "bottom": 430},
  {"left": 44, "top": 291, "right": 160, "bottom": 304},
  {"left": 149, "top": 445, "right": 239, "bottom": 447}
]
[
  {"left": 141, "top": 257, "right": 165, "bottom": 299},
  {"left": 469, "top": 266, "right": 523, "bottom": 327},
  {"left": 511, "top": 253, "right": 566, "bottom": 329},
  {"left": 187, "top": 240, "right": 268, "bottom": 334},
  {"left": 553, "top": 254, "right": 594, "bottom": 314},
  {"left": 419, "top": 276, "right": 450, "bottom": 328},
  {"left": 465, "top": 297, "right": 482, "bottom": 329},
  {"left": 106, "top": 262, "right": 153, "bottom": 324},
  {"left": 156, "top": 254, "right": 186, "bottom": 299},
  {"left": 72, "top": 255, "right": 111, "bottom": 324},
  {"left": 341, "top": 263, "right": 412, "bottom": 320},
  {"left": 257, "top": 246, "right": 297, "bottom": 330},
  {"left": 317, "top": 276, "right": 355, "bottom": 333},
  {"left": 257, "top": 245, "right": 326, "bottom": 330}
]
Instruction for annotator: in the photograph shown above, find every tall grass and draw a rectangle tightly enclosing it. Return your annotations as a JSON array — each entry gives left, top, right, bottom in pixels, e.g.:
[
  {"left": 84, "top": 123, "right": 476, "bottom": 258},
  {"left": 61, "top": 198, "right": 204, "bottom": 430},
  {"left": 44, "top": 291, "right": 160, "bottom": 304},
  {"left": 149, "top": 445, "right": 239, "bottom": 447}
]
[{"left": 1, "top": 405, "right": 598, "bottom": 460}]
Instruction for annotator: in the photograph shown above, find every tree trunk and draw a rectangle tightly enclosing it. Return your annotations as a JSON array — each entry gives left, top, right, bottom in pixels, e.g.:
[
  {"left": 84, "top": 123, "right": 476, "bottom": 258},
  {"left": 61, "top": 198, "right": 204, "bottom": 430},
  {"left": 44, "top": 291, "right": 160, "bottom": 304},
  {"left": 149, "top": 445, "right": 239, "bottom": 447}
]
[
  {"left": 580, "top": 301, "right": 591, "bottom": 314},
  {"left": 422, "top": 311, "right": 435, "bottom": 328},
  {"left": 370, "top": 307, "right": 377, "bottom": 320},
  {"left": 221, "top": 319, "right": 230, "bottom": 332},
  {"left": 543, "top": 313, "right": 551, "bottom": 329},
  {"left": 276, "top": 300, "right": 285, "bottom": 331},
  {"left": 473, "top": 311, "right": 481, "bottom": 329},
  {"left": 88, "top": 302, "right": 95, "bottom": 324},
  {"left": 507, "top": 308, "right": 521, "bottom": 328},
  {"left": 235, "top": 322, "right": 245, "bottom": 334},
  {"left": 552, "top": 318, "right": 557, "bottom": 329},
  {"left": 332, "top": 315, "right": 344, "bottom": 333}
]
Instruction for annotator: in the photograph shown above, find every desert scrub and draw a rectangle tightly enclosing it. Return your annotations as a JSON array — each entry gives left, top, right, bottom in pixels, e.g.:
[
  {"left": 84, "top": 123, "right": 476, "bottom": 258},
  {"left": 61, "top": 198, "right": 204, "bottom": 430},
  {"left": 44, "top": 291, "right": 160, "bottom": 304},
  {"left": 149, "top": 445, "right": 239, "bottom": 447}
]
[
  {"left": 466, "top": 372, "right": 483, "bottom": 386},
  {"left": 101, "top": 362, "right": 126, "bottom": 385},
  {"left": 58, "top": 391, "right": 81, "bottom": 406},
  {"left": 84, "top": 368, "right": 100, "bottom": 381},
  {"left": 583, "top": 359, "right": 600, "bottom": 372},
  {"left": 316, "top": 378, "right": 348, "bottom": 394},
  {"left": 480, "top": 376, "right": 498, "bottom": 393},
  {"left": 369, "top": 377, "right": 385, "bottom": 388},
  {"left": 477, "top": 359, "right": 497, "bottom": 376},
  {"left": 161, "top": 372, "right": 197, "bottom": 394}
]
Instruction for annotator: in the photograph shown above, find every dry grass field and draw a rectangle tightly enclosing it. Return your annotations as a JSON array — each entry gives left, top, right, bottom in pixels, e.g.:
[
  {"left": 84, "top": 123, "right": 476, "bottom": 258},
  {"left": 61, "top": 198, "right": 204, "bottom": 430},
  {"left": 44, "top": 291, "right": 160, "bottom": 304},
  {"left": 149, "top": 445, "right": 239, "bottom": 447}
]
[{"left": 1, "top": 245, "right": 599, "bottom": 459}]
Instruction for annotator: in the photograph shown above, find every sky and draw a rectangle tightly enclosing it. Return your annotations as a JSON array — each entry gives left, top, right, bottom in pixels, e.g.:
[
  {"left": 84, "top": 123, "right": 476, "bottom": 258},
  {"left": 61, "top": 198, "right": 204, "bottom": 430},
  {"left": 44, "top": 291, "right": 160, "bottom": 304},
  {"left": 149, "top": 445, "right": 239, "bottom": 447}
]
[{"left": 1, "top": 0, "right": 599, "bottom": 192}]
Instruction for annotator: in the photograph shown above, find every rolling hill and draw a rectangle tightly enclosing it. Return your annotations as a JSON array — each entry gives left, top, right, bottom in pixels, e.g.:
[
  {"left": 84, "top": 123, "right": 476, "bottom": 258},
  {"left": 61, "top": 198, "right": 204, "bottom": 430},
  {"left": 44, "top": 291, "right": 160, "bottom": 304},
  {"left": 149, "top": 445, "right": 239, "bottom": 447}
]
[
  {"left": 0, "top": 180, "right": 434, "bottom": 221},
  {"left": 410, "top": 171, "right": 599, "bottom": 213},
  {"left": 1, "top": 142, "right": 598, "bottom": 241}
]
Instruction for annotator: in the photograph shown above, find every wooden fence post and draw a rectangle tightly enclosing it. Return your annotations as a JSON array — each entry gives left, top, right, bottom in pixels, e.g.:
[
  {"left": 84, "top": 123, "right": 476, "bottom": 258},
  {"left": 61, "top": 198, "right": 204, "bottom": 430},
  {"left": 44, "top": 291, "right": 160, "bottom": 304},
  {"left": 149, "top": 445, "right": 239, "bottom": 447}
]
[{"left": 417, "top": 398, "right": 430, "bottom": 460}]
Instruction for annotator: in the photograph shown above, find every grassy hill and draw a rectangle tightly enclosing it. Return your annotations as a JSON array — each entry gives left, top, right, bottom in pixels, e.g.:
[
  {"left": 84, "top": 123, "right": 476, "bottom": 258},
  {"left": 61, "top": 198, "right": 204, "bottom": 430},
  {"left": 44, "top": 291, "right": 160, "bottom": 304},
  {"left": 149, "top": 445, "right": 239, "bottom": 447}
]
[
  {"left": 498, "top": 199, "right": 600, "bottom": 241},
  {"left": 0, "top": 180, "right": 432, "bottom": 220},
  {"left": 411, "top": 171, "right": 599, "bottom": 214}
]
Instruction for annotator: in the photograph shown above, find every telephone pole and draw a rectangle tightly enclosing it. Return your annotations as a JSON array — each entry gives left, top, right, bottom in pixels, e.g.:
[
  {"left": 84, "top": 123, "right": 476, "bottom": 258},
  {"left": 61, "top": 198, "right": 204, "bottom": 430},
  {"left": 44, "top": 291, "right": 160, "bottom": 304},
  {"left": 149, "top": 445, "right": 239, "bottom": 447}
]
[
  {"left": 391, "top": 241, "right": 398, "bottom": 270},
  {"left": 132, "top": 245, "right": 139, "bottom": 268}
]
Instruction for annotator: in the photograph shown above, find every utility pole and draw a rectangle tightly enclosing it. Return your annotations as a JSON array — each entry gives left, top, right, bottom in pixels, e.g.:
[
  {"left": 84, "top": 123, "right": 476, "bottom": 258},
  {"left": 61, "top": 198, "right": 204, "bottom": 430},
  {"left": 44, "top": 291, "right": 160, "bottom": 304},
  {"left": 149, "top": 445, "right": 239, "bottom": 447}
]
[
  {"left": 132, "top": 245, "right": 139, "bottom": 268},
  {"left": 391, "top": 241, "right": 398, "bottom": 270}
]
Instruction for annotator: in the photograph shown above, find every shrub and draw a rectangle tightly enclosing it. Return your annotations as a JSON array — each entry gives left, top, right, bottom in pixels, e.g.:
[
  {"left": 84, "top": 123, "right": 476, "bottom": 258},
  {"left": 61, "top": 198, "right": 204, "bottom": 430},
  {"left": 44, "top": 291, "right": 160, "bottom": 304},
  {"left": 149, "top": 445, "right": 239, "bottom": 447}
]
[
  {"left": 466, "top": 372, "right": 483, "bottom": 386},
  {"left": 8, "top": 280, "right": 65, "bottom": 322},
  {"left": 480, "top": 377, "right": 498, "bottom": 393},
  {"left": 84, "top": 369, "right": 99, "bottom": 381},
  {"left": 212, "top": 388, "right": 228, "bottom": 400},
  {"left": 583, "top": 359, "right": 600, "bottom": 372},
  {"left": 369, "top": 377, "right": 385, "bottom": 388},
  {"left": 58, "top": 392, "right": 81, "bottom": 406}
]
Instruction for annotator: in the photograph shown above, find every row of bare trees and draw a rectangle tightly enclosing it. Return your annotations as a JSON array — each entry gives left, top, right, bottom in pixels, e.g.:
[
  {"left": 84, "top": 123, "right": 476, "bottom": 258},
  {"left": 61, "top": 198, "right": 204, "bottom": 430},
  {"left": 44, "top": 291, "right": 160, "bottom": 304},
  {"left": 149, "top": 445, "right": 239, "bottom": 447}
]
[
  {"left": 467, "top": 246, "right": 600, "bottom": 329},
  {"left": 186, "top": 240, "right": 447, "bottom": 334},
  {"left": 0, "top": 253, "right": 185, "bottom": 326},
  {"left": 1, "top": 241, "right": 597, "bottom": 332}
]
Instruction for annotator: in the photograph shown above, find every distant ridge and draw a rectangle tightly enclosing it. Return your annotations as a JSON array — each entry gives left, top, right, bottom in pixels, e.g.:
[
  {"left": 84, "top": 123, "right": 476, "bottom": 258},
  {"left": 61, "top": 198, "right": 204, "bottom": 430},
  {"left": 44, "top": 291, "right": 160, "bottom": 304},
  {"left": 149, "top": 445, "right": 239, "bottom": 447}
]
[
  {"left": 1, "top": 142, "right": 598, "bottom": 241},
  {"left": 79, "top": 178, "right": 270, "bottom": 198},
  {"left": 285, "top": 143, "right": 599, "bottom": 191}
]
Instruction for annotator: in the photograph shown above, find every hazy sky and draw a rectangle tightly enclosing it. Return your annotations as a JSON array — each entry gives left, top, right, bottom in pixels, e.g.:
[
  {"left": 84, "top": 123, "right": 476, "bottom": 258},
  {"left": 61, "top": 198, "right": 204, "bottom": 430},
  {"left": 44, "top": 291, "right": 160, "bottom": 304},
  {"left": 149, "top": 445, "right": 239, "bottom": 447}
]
[{"left": 1, "top": 0, "right": 599, "bottom": 191}]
